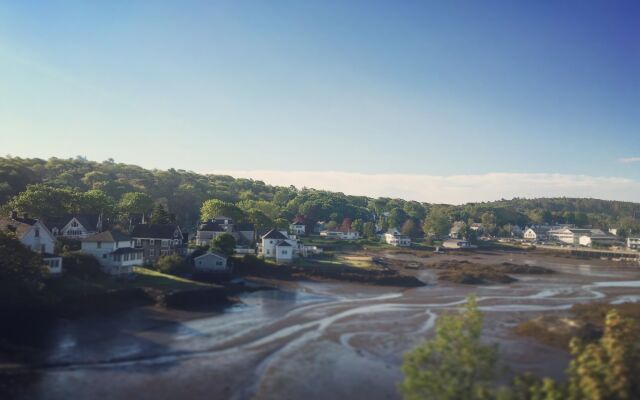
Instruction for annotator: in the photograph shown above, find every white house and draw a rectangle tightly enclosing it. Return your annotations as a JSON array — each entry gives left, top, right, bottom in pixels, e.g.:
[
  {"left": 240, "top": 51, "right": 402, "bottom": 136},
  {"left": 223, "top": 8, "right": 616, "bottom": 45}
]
[
  {"left": 194, "top": 252, "right": 229, "bottom": 273},
  {"left": 260, "top": 229, "right": 300, "bottom": 263},
  {"left": 275, "top": 241, "right": 294, "bottom": 263},
  {"left": 1, "top": 211, "right": 62, "bottom": 274},
  {"left": 81, "top": 230, "right": 143, "bottom": 275},
  {"left": 523, "top": 225, "right": 556, "bottom": 242},
  {"left": 548, "top": 227, "right": 592, "bottom": 245},
  {"left": 627, "top": 237, "right": 640, "bottom": 250},
  {"left": 578, "top": 231, "right": 619, "bottom": 247},
  {"left": 385, "top": 229, "right": 411, "bottom": 247},
  {"left": 46, "top": 214, "right": 103, "bottom": 239},
  {"left": 289, "top": 222, "right": 306, "bottom": 236}
]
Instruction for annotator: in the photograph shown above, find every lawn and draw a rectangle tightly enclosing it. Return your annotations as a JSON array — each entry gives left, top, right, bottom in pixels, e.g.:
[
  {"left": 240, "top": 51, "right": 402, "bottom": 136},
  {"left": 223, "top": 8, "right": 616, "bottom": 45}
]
[{"left": 45, "top": 267, "right": 213, "bottom": 296}]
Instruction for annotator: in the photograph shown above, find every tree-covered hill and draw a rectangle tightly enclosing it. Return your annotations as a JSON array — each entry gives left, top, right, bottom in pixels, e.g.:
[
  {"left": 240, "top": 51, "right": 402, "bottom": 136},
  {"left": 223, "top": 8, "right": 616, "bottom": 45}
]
[{"left": 0, "top": 156, "right": 639, "bottom": 236}]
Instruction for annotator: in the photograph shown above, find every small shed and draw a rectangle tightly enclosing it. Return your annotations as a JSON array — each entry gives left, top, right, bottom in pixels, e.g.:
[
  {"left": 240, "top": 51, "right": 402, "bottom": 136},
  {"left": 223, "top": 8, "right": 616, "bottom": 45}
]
[{"left": 194, "top": 252, "right": 229, "bottom": 273}]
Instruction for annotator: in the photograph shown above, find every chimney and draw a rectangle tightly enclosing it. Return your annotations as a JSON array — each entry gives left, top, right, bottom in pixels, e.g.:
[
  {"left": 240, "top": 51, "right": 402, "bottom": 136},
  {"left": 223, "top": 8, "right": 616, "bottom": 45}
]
[{"left": 10, "top": 211, "right": 17, "bottom": 219}]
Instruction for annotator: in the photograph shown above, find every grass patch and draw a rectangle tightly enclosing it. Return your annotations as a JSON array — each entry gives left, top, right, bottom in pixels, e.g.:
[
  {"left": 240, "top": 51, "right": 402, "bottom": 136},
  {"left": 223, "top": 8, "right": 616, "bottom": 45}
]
[{"left": 45, "top": 267, "right": 212, "bottom": 296}]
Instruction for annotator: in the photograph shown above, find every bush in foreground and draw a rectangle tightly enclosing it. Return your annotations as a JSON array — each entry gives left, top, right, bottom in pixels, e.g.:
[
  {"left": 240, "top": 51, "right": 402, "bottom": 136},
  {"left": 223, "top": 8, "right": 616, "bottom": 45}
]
[{"left": 400, "top": 298, "right": 640, "bottom": 400}]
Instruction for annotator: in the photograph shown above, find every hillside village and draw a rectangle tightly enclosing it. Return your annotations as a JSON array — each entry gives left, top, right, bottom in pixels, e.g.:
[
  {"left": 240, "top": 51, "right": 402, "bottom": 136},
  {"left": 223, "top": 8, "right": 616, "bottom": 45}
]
[{"left": 2, "top": 203, "right": 639, "bottom": 279}]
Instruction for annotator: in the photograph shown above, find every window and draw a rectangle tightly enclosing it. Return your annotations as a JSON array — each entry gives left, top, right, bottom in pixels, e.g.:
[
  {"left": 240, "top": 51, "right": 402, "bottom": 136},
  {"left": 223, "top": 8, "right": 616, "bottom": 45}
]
[
  {"left": 35, "top": 228, "right": 40, "bottom": 237},
  {"left": 103, "top": 254, "right": 107, "bottom": 259},
  {"left": 41, "top": 244, "right": 46, "bottom": 253},
  {"left": 281, "top": 250, "right": 288, "bottom": 255},
  {"left": 115, "top": 241, "right": 119, "bottom": 248},
  {"left": 71, "top": 221, "right": 78, "bottom": 227},
  {"left": 97, "top": 241, "right": 102, "bottom": 249},
  {"left": 124, "top": 253, "right": 129, "bottom": 261},
  {"left": 216, "top": 261, "right": 222, "bottom": 266}
]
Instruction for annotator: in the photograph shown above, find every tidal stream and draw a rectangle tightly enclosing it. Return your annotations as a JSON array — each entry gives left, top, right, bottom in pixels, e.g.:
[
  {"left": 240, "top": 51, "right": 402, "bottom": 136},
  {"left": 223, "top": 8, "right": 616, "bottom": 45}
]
[{"left": 7, "top": 252, "right": 640, "bottom": 400}]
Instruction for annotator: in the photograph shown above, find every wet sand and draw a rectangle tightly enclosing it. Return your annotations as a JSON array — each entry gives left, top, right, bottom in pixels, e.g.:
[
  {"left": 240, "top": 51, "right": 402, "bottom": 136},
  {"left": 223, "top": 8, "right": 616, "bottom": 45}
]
[{"left": 3, "top": 250, "right": 640, "bottom": 400}]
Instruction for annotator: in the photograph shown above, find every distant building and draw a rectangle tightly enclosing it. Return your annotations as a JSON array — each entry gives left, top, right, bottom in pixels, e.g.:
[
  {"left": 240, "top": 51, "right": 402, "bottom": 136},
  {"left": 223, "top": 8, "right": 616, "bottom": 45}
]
[
  {"left": 194, "top": 252, "right": 229, "bottom": 273},
  {"left": 523, "top": 225, "right": 557, "bottom": 242},
  {"left": 548, "top": 227, "right": 592, "bottom": 245},
  {"left": 289, "top": 216, "right": 306, "bottom": 236},
  {"left": 449, "top": 221, "right": 466, "bottom": 238},
  {"left": 320, "top": 218, "right": 360, "bottom": 240},
  {"left": 0, "top": 211, "right": 62, "bottom": 274},
  {"left": 260, "top": 229, "right": 299, "bottom": 263},
  {"left": 442, "top": 239, "right": 471, "bottom": 249},
  {"left": 195, "top": 217, "right": 254, "bottom": 247},
  {"left": 131, "top": 224, "right": 185, "bottom": 263},
  {"left": 627, "top": 237, "right": 640, "bottom": 250},
  {"left": 45, "top": 214, "right": 104, "bottom": 239},
  {"left": 81, "top": 230, "right": 142, "bottom": 275},
  {"left": 549, "top": 227, "right": 618, "bottom": 247},
  {"left": 384, "top": 229, "right": 411, "bottom": 247}
]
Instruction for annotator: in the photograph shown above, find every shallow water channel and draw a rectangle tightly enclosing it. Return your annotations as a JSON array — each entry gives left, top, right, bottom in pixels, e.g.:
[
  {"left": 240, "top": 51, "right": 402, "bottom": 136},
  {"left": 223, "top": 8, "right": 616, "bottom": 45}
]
[{"left": 9, "top": 254, "right": 640, "bottom": 400}]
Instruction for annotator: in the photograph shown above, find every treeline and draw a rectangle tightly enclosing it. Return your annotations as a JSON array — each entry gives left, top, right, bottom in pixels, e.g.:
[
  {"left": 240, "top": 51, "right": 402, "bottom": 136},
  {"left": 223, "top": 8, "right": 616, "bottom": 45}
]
[{"left": 1, "top": 156, "right": 639, "bottom": 236}]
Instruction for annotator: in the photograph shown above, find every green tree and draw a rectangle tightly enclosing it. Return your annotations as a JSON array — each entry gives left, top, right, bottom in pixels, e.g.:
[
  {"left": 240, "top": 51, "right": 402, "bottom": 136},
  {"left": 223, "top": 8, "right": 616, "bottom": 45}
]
[
  {"left": 423, "top": 208, "right": 450, "bottom": 238},
  {"left": 362, "top": 221, "right": 376, "bottom": 238},
  {"left": 118, "top": 192, "right": 153, "bottom": 215},
  {"left": 79, "top": 189, "right": 114, "bottom": 215},
  {"left": 6, "top": 184, "right": 79, "bottom": 218},
  {"left": 400, "top": 296, "right": 498, "bottom": 400},
  {"left": 564, "top": 310, "right": 639, "bottom": 400},
  {"left": 351, "top": 218, "right": 364, "bottom": 235},
  {"left": 211, "top": 233, "right": 236, "bottom": 256},
  {"left": 155, "top": 254, "right": 187, "bottom": 274},
  {"left": 150, "top": 203, "right": 172, "bottom": 225},
  {"left": 200, "top": 199, "right": 245, "bottom": 222},
  {"left": 389, "top": 208, "right": 410, "bottom": 229},
  {"left": 401, "top": 219, "right": 420, "bottom": 238},
  {"left": 0, "top": 232, "right": 47, "bottom": 299}
]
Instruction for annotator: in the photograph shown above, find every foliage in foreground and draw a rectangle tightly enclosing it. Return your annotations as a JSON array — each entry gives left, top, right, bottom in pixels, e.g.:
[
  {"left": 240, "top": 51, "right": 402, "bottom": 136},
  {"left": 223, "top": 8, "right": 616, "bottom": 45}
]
[
  {"left": 400, "top": 296, "right": 498, "bottom": 400},
  {"left": 400, "top": 297, "right": 640, "bottom": 400}
]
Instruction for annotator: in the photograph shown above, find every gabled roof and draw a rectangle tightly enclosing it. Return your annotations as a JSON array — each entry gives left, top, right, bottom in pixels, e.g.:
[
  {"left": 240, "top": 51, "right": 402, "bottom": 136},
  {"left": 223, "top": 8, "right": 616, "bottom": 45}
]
[
  {"left": 276, "top": 240, "right": 292, "bottom": 247},
  {"left": 195, "top": 251, "right": 227, "bottom": 260},
  {"left": 0, "top": 217, "right": 36, "bottom": 239},
  {"left": 83, "top": 230, "right": 131, "bottom": 243},
  {"left": 262, "top": 229, "right": 288, "bottom": 240},
  {"left": 131, "top": 224, "right": 181, "bottom": 239},
  {"left": 44, "top": 214, "right": 101, "bottom": 231},
  {"left": 198, "top": 221, "right": 225, "bottom": 232}
]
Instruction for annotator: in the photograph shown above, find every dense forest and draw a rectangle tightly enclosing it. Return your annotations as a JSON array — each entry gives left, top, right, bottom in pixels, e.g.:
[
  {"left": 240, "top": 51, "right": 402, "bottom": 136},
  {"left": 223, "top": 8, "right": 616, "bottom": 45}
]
[{"left": 1, "top": 156, "right": 639, "bottom": 237}]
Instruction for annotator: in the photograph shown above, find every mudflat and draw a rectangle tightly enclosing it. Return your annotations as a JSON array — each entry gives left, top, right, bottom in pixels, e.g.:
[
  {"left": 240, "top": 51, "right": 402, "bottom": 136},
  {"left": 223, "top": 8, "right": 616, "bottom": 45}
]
[{"left": 2, "top": 249, "right": 639, "bottom": 400}]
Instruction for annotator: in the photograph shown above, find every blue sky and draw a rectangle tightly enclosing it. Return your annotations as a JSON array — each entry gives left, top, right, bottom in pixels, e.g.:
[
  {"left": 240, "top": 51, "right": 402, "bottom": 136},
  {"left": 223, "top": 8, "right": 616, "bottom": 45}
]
[{"left": 1, "top": 1, "right": 638, "bottom": 202}]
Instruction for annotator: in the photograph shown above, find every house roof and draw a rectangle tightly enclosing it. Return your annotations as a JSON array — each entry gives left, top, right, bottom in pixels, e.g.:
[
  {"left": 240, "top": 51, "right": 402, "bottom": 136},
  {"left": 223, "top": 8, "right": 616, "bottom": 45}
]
[
  {"left": 195, "top": 251, "right": 227, "bottom": 261},
  {"left": 262, "top": 229, "right": 288, "bottom": 240},
  {"left": 131, "top": 224, "right": 181, "bottom": 239},
  {"left": 0, "top": 217, "right": 36, "bottom": 239},
  {"left": 276, "top": 240, "right": 292, "bottom": 247},
  {"left": 44, "top": 214, "right": 102, "bottom": 231},
  {"left": 198, "top": 221, "right": 225, "bottom": 232},
  {"left": 83, "top": 230, "right": 131, "bottom": 243}
]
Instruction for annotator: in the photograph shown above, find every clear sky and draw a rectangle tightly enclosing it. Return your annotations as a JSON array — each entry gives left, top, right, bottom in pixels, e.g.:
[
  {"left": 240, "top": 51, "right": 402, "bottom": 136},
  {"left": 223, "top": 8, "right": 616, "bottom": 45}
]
[{"left": 1, "top": 1, "right": 638, "bottom": 203}]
